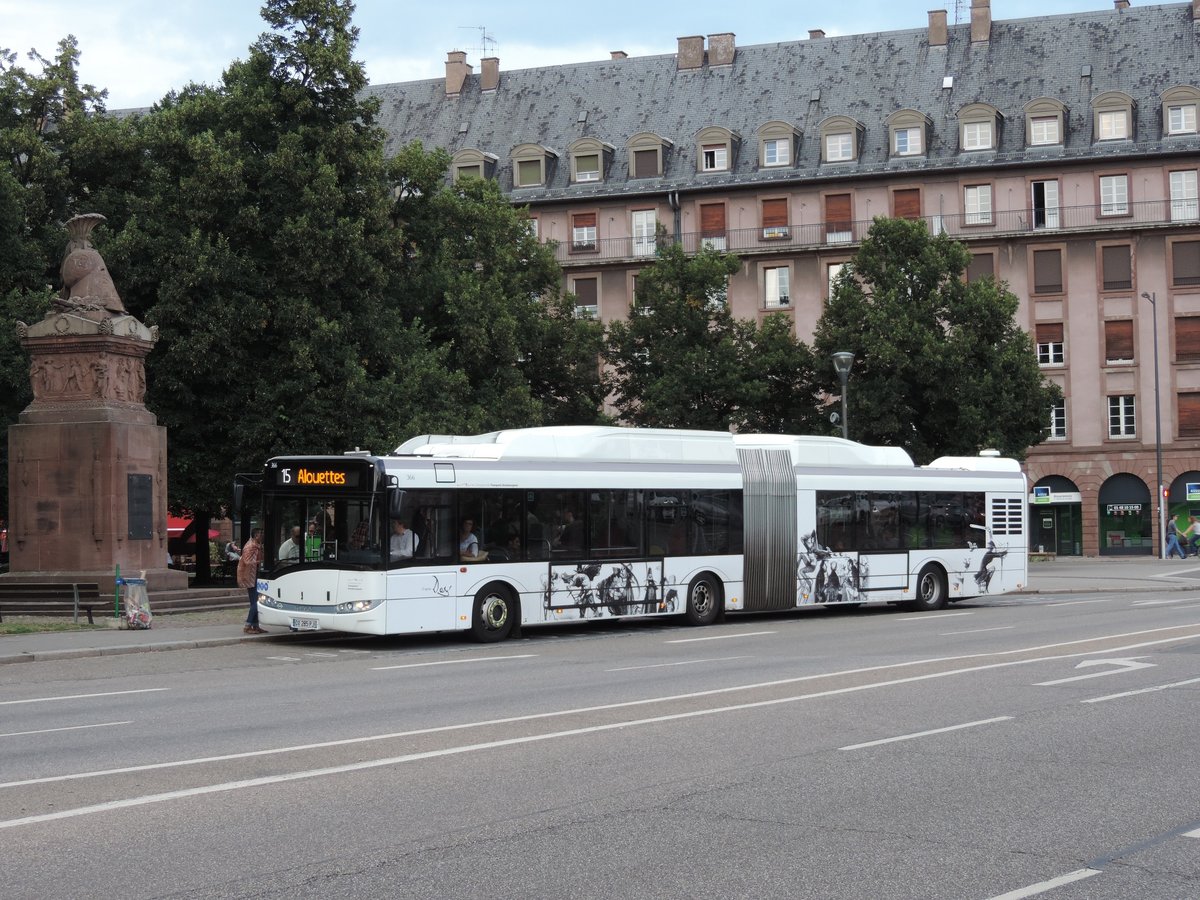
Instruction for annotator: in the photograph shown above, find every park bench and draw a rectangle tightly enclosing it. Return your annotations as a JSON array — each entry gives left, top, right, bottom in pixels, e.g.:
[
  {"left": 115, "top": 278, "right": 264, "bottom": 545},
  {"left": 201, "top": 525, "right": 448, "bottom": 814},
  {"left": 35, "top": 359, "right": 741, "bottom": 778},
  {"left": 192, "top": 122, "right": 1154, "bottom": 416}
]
[{"left": 0, "top": 582, "right": 105, "bottom": 624}]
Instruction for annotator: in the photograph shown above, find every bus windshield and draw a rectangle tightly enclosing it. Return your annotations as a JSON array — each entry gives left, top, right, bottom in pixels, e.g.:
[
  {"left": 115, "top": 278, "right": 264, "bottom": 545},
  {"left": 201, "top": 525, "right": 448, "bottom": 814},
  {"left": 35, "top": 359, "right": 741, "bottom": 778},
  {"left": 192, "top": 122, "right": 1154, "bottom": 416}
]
[{"left": 265, "top": 492, "right": 385, "bottom": 571}]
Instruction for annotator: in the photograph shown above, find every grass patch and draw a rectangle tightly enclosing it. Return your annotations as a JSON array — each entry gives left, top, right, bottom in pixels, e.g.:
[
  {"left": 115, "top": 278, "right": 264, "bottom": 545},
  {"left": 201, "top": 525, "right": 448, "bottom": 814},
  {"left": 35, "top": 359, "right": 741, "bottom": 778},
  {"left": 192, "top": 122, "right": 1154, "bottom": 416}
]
[{"left": 0, "top": 621, "right": 108, "bottom": 635}]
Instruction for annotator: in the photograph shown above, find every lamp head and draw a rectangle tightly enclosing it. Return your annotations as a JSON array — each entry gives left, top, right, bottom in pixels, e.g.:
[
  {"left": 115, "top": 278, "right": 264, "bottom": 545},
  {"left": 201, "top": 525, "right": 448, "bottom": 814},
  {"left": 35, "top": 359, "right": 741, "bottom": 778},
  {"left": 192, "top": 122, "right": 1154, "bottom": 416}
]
[{"left": 832, "top": 351, "right": 855, "bottom": 382}]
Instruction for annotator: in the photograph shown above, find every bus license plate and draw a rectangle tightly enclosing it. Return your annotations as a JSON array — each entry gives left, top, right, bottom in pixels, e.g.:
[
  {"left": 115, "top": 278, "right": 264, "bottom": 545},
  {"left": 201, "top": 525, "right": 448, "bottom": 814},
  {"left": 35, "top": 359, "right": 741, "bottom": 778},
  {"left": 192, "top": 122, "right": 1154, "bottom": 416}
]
[{"left": 291, "top": 617, "right": 320, "bottom": 631}]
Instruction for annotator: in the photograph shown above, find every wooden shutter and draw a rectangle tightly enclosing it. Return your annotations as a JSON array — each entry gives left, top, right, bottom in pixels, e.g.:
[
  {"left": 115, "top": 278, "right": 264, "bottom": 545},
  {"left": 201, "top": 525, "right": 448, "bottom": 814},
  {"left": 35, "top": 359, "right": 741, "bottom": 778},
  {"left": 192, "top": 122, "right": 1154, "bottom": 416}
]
[
  {"left": 1105, "top": 320, "right": 1134, "bottom": 362},
  {"left": 1036, "top": 323, "right": 1064, "bottom": 343},
  {"left": 572, "top": 277, "right": 597, "bottom": 306},
  {"left": 893, "top": 188, "right": 921, "bottom": 220},
  {"left": 573, "top": 212, "right": 596, "bottom": 229},
  {"left": 1180, "top": 393, "right": 1200, "bottom": 438},
  {"left": 1174, "top": 240, "right": 1200, "bottom": 286},
  {"left": 634, "top": 149, "right": 658, "bottom": 178},
  {"left": 761, "top": 198, "right": 789, "bottom": 228},
  {"left": 825, "top": 194, "right": 852, "bottom": 232},
  {"left": 1176, "top": 317, "right": 1200, "bottom": 361},
  {"left": 1033, "top": 249, "right": 1063, "bottom": 293},
  {"left": 967, "top": 253, "right": 994, "bottom": 283},
  {"left": 700, "top": 203, "right": 726, "bottom": 237},
  {"left": 1102, "top": 245, "right": 1132, "bottom": 291}
]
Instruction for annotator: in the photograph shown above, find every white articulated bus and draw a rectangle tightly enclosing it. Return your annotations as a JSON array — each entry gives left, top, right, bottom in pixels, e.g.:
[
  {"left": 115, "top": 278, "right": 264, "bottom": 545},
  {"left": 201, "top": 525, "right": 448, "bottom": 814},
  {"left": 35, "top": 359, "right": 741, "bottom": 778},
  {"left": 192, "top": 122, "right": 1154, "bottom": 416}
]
[{"left": 254, "top": 426, "right": 1027, "bottom": 642}]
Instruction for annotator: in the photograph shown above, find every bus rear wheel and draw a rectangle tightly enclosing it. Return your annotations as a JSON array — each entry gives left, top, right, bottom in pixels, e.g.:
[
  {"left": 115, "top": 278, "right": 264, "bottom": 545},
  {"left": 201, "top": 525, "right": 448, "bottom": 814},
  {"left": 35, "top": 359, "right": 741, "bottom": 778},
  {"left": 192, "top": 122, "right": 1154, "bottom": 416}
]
[
  {"left": 472, "top": 583, "right": 515, "bottom": 642},
  {"left": 685, "top": 573, "right": 721, "bottom": 626},
  {"left": 906, "top": 564, "right": 947, "bottom": 612}
]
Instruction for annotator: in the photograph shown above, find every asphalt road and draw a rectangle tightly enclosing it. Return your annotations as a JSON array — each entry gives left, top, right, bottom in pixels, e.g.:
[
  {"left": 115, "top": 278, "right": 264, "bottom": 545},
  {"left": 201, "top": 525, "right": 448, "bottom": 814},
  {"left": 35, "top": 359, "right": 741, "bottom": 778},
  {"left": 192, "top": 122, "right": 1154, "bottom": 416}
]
[{"left": 5, "top": 590, "right": 1200, "bottom": 899}]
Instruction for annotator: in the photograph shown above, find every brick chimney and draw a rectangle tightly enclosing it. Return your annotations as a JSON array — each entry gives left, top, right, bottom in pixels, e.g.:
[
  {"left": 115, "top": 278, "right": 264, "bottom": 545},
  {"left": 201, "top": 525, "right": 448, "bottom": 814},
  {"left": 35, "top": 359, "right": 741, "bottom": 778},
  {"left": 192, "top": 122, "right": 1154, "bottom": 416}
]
[
  {"left": 708, "top": 33, "right": 735, "bottom": 65},
  {"left": 1113, "top": 0, "right": 1129, "bottom": 8},
  {"left": 480, "top": 57, "right": 499, "bottom": 92},
  {"left": 928, "top": 9, "right": 948, "bottom": 46},
  {"left": 808, "top": 29, "right": 826, "bottom": 39},
  {"left": 971, "top": 0, "right": 991, "bottom": 43},
  {"left": 445, "top": 51, "right": 472, "bottom": 96},
  {"left": 611, "top": 50, "right": 627, "bottom": 60},
  {"left": 677, "top": 35, "right": 704, "bottom": 70}
]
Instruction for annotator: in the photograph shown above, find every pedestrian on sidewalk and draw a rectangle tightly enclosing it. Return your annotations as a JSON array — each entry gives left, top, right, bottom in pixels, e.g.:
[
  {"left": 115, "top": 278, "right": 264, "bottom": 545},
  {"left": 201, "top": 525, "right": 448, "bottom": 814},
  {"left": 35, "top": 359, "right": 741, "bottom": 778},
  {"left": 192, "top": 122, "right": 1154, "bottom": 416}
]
[
  {"left": 237, "top": 528, "right": 266, "bottom": 634},
  {"left": 1166, "top": 516, "right": 1186, "bottom": 559},
  {"left": 1184, "top": 516, "right": 1200, "bottom": 558}
]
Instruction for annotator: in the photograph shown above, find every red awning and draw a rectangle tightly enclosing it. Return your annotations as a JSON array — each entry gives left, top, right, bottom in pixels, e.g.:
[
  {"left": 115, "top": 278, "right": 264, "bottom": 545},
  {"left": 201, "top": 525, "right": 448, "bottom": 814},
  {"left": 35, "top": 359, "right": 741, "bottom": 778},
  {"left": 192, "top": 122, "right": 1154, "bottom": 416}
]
[{"left": 166, "top": 516, "right": 220, "bottom": 540}]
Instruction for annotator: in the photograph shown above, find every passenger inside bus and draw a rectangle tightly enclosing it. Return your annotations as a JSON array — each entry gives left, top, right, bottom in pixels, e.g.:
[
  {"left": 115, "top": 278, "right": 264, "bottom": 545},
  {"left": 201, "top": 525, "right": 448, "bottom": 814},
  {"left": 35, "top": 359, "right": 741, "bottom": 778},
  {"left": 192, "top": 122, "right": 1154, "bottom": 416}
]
[
  {"left": 389, "top": 519, "right": 418, "bottom": 560},
  {"left": 458, "top": 518, "right": 482, "bottom": 559},
  {"left": 554, "top": 509, "right": 583, "bottom": 552}
]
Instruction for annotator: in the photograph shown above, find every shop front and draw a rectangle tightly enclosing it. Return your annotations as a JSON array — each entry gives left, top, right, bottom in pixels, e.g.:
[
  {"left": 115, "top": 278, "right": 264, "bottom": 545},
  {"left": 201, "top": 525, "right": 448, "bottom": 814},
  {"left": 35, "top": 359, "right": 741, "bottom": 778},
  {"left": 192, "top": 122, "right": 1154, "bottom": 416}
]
[
  {"left": 1097, "top": 473, "right": 1153, "bottom": 556},
  {"left": 1029, "top": 475, "right": 1082, "bottom": 556}
]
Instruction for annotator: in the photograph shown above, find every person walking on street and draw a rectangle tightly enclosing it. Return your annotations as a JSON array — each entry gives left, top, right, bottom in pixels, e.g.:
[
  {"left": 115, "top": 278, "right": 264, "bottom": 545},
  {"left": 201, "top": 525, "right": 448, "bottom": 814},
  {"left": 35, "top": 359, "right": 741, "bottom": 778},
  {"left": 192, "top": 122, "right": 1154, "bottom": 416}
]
[
  {"left": 1184, "top": 516, "right": 1200, "bottom": 558},
  {"left": 238, "top": 528, "right": 267, "bottom": 634},
  {"left": 1166, "top": 516, "right": 1186, "bottom": 559}
]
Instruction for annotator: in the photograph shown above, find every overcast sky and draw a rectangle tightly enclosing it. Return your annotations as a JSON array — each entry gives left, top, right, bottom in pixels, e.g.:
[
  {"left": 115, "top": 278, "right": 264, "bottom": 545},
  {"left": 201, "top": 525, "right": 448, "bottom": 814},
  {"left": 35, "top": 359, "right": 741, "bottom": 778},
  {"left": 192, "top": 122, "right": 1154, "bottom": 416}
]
[{"left": 3, "top": 0, "right": 1120, "bottom": 110}]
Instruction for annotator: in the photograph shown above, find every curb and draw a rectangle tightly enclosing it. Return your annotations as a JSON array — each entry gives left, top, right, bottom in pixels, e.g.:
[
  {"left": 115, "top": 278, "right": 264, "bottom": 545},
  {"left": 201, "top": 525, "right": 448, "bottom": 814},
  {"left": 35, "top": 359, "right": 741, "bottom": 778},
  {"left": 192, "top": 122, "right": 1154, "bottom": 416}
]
[{"left": 0, "top": 630, "right": 327, "bottom": 666}]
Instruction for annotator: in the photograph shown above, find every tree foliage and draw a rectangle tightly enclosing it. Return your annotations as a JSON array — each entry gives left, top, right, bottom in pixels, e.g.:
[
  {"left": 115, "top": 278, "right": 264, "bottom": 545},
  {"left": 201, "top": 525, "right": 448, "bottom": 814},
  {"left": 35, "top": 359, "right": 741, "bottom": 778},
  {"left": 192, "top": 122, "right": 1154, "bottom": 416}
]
[{"left": 811, "top": 217, "right": 1061, "bottom": 463}]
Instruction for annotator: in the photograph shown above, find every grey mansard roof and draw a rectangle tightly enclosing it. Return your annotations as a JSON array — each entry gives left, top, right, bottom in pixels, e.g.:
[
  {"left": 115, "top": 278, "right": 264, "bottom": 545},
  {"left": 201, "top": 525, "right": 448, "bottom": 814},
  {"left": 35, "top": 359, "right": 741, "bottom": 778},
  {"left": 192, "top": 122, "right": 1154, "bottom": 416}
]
[{"left": 366, "top": 2, "right": 1200, "bottom": 203}]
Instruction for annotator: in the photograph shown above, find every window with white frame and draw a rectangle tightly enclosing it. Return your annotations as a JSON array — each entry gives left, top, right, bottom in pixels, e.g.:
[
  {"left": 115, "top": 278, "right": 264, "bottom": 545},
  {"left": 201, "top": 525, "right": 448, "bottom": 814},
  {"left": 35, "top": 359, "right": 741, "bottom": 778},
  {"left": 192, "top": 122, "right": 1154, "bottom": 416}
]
[
  {"left": 631, "top": 209, "right": 657, "bottom": 257},
  {"left": 964, "top": 184, "right": 993, "bottom": 225},
  {"left": 1030, "top": 116, "right": 1060, "bottom": 145},
  {"left": 1170, "top": 170, "right": 1199, "bottom": 222},
  {"left": 1048, "top": 399, "right": 1067, "bottom": 440},
  {"left": 702, "top": 144, "right": 728, "bottom": 172},
  {"left": 574, "top": 153, "right": 600, "bottom": 182},
  {"left": 763, "top": 139, "right": 789, "bottom": 166},
  {"left": 1032, "top": 179, "right": 1059, "bottom": 229},
  {"left": 893, "top": 126, "right": 921, "bottom": 156},
  {"left": 1108, "top": 395, "right": 1136, "bottom": 438},
  {"left": 1098, "top": 110, "right": 1129, "bottom": 140},
  {"left": 571, "top": 276, "right": 598, "bottom": 318},
  {"left": 571, "top": 213, "right": 597, "bottom": 251},
  {"left": 825, "top": 133, "right": 853, "bottom": 162},
  {"left": 764, "top": 266, "right": 790, "bottom": 308},
  {"left": 1100, "top": 174, "right": 1129, "bottom": 216},
  {"left": 527, "top": 217, "right": 539, "bottom": 240},
  {"left": 827, "top": 262, "right": 845, "bottom": 297},
  {"left": 1168, "top": 103, "right": 1197, "bottom": 135},
  {"left": 962, "top": 121, "right": 993, "bottom": 150},
  {"left": 1036, "top": 324, "right": 1064, "bottom": 366}
]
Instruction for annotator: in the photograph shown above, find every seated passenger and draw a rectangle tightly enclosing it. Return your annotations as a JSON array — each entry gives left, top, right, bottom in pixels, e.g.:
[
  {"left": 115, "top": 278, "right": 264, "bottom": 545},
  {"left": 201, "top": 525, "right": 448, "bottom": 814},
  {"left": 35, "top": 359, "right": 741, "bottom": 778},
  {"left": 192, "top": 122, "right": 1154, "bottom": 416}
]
[
  {"left": 389, "top": 519, "right": 419, "bottom": 560},
  {"left": 458, "top": 518, "right": 480, "bottom": 558},
  {"left": 554, "top": 509, "right": 583, "bottom": 551}
]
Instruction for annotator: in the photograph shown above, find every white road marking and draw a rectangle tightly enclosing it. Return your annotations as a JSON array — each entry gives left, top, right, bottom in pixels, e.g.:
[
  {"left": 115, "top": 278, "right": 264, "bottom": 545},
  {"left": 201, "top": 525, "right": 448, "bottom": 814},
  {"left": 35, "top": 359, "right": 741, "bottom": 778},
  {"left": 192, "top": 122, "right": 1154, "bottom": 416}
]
[
  {"left": 1035, "top": 657, "right": 1154, "bottom": 686},
  {"left": 665, "top": 631, "right": 775, "bottom": 643},
  {"left": 266, "top": 656, "right": 302, "bottom": 662},
  {"left": 1082, "top": 675, "right": 1200, "bottom": 704},
  {"left": 939, "top": 626, "right": 1015, "bottom": 636},
  {"left": 607, "top": 656, "right": 746, "bottom": 672},
  {"left": 895, "top": 611, "right": 974, "bottom": 621},
  {"left": 1131, "top": 597, "right": 1196, "bottom": 606},
  {"left": 984, "top": 867, "right": 1102, "bottom": 899},
  {"left": 305, "top": 652, "right": 339, "bottom": 658},
  {"left": 5, "top": 623, "right": 1200, "bottom": 793},
  {"left": 1150, "top": 566, "right": 1200, "bottom": 578},
  {"left": 0, "top": 721, "right": 131, "bottom": 739},
  {"left": 839, "top": 716, "right": 1012, "bottom": 751},
  {"left": 1185, "top": 827, "right": 1200, "bottom": 838},
  {"left": 372, "top": 654, "right": 535, "bottom": 670},
  {"left": 1045, "top": 598, "right": 1117, "bottom": 607},
  {"left": 0, "top": 688, "right": 167, "bottom": 707}
]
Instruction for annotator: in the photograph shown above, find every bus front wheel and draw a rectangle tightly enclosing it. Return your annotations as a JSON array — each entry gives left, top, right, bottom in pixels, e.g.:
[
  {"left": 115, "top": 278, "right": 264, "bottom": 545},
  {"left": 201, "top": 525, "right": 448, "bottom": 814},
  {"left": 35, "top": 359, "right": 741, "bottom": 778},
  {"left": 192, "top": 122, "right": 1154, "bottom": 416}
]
[
  {"left": 472, "top": 583, "right": 516, "bottom": 642},
  {"left": 685, "top": 573, "right": 721, "bottom": 626},
  {"left": 907, "top": 564, "right": 947, "bottom": 612}
]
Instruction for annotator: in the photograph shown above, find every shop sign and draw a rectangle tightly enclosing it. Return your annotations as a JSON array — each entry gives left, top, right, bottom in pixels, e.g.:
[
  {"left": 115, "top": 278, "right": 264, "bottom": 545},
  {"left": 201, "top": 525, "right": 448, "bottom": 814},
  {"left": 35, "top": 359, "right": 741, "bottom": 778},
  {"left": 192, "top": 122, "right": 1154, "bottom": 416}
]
[{"left": 1106, "top": 503, "right": 1143, "bottom": 515}]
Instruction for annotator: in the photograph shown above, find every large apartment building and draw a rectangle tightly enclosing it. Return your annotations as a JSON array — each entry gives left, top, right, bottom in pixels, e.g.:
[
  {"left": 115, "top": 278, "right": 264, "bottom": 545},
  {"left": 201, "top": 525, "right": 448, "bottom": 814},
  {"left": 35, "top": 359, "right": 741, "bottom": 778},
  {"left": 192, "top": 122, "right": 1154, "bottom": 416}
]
[{"left": 367, "top": 0, "right": 1200, "bottom": 556}]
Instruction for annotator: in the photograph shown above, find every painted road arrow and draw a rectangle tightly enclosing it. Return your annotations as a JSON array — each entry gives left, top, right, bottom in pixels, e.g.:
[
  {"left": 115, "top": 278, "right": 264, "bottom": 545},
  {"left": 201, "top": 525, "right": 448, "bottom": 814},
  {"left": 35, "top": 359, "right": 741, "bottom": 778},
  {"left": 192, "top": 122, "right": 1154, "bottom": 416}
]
[{"left": 1035, "top": 657, "right": 1156, "bottom": 686}]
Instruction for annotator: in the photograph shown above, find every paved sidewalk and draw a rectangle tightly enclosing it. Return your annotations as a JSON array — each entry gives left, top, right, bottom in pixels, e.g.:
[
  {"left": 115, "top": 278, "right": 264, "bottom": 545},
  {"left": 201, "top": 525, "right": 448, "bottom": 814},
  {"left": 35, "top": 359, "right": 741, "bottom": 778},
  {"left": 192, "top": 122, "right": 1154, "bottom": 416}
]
[{"left": 2, "top": 556, "right": 1198, "bottom": 666}]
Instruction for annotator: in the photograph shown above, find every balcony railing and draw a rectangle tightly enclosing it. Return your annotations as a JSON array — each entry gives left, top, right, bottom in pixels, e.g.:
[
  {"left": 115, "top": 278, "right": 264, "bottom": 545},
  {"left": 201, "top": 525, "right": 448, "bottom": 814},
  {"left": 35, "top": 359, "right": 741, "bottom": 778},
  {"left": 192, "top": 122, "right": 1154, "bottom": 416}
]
[{"left": 548, "top": 198, "right": 1200, "bottom": 265}]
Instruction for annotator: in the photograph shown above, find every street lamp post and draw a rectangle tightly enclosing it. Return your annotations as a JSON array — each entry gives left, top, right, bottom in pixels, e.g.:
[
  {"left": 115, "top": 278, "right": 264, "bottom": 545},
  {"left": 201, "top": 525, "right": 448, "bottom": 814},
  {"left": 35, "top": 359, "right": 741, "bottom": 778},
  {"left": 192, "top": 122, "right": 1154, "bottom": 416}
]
[
  {"left": 1141, "top": 291, "right": 1165, "bottom": 560},
  {"left": 832, "top": 351, "right": 855, "bottom": 440}
]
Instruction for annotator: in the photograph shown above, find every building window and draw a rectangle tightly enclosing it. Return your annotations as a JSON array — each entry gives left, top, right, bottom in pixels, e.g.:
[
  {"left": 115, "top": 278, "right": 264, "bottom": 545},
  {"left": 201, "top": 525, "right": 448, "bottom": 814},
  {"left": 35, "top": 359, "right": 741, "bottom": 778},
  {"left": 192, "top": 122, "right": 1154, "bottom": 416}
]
[
  {"left": 761, "top": 198, "right": 790, "bottom": 239},
  {"left": 455, "top": 164, "right": 481, "bottom": 180},
  {"left": 627, "top": 132, "right": 670, "bottom": 179},
  {"left": 967, "top": 252, "right": 994, "bottom": 283},
  {"left": 1168, "top": 103, "right": 1198, "bottom": 135},
  {"left": 827, "top": 262, "right": 845, "bottom": 297},
  {"left": 571, "top": 276, "right": 598, "bottom": 318},
  {"left": 1101, "top": 245, "right": 1132, "bottom": 292},
  {"left": 1104, "top": 320, "right": 1134, "bottom": 364},
  {"left": 964, "top": 184, "right": 992, "bottom": 225},
  {"left": 824, "top": 193, "right": 852, "bottom": 243},
  {"left": 1108, "top": 394, "right": 1136, "bottom": 437},
  {"left": 1036, "top": 323, "right": 1064, "bottom": 366},
  {"left": 1099, "top": 175, "right": 1129, "bottom": 216},
  {"left": 1031, "top": 180, "right": 1059, "bottom": 229},
  {"left": 1173, "top": 240, "right": 1200, "bottom": 287},
  {"left": 632, "top": 209, "right": 657, "bottom": 257},
  {"left": 825, "top": 132, "right": 853, "bottom": 162},
  {"left": 571, "top": 213, "right": 597, "bottom": 252},
  {"left": 1030, "top": 116, "right": 1060, "bottom": 145},
  {"left": 1180, "top": 393, "right": 1200, "bottom": 438},
  {"left": 701, "top": 143, "right": 728, "bottom": 172},
  {"left": 699, "top": 202, "right": 727, "bottom": 250},
  {"left": 1098, "top": 110, "right": 1129, "bottom": 141},
  {"left": 892, "top": 188, "right": 921, "bottom": 220},
  {"left": 527, "top": 217, "right": 539, "bottom": 240},
  {"left": 1170, "top": 170, "right": 1199, "bottom": 222},
  {"left": 763, "top": 138, "right": 790, "bottom": 166},
  {"left": 962, "top": 121, "right": 993, "bottom": 151},
  {"left": 1033, "top": 249, "right": 1063, "bottom": 295},
  {"left": 893, "top": 126, "right": 921, "bottom": 156},
  {"left": 633, "top": 149, "right": 659, "bottom": 178},
  {"left": 516, "top": 159, "right": 542, "bottom": 188},
  {"left": 1048, "top": 399, "right": 1067, "bottom": 440},
  {"left": 574, "top": 153, "right": 600, "bottom": 182},
  {"left": 1175, "top": 316, "right": 1200, "bottom": 362},
  {"left": 764, "top": 266, "right": 790, "bottom": 308}
]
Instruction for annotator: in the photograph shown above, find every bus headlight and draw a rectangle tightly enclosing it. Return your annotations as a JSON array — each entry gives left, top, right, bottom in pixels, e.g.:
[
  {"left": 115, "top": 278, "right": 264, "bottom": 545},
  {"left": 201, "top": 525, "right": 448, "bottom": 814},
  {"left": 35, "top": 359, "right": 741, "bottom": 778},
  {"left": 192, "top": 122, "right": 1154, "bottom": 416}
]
[
  {"left": 336, "top": 598, "right": 382, "bottom": 614},
  {"left": 259, "top": 594, "right": 281, "bottom": 608}
]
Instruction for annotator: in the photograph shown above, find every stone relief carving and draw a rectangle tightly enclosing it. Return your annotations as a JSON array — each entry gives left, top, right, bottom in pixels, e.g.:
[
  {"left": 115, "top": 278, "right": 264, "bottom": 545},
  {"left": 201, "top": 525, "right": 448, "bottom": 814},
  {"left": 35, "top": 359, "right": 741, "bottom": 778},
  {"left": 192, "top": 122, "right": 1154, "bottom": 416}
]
[{"left": 29, "top": 351, "right": 146, "bottom": 403}]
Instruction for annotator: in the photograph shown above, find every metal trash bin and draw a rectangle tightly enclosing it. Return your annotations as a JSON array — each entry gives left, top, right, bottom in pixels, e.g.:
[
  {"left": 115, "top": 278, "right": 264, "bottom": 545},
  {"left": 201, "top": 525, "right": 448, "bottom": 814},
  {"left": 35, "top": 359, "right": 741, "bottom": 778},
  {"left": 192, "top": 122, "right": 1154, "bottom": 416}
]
[{"left": 117, "top": 577, "right": 152, "bottom": 629}]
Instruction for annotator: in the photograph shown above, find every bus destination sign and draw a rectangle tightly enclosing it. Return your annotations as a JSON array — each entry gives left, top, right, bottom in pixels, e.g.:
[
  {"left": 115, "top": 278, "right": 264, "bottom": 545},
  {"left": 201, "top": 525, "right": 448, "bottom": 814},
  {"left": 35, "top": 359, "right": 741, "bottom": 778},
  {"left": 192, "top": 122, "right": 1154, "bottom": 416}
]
[{"left": 271, "top": 462, "right": 367, "bottom": 490}]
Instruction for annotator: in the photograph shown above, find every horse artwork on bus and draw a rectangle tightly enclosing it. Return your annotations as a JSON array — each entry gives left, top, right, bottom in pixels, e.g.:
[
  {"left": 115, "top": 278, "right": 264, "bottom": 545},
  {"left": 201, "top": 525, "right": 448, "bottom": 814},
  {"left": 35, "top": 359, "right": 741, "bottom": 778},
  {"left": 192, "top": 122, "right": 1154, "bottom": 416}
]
[{"left": 253, "top": 426, "right": 1027, "bottom": 642}]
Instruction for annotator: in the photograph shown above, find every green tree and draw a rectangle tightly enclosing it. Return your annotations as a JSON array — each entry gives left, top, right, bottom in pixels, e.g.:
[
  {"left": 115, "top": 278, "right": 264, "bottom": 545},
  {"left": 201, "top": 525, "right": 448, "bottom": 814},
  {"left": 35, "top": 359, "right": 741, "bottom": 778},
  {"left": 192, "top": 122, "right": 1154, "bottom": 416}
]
[
  {"left": 604, "top": 243, "right": 812, "bottom": 432},
  {"left": 811, "top": 216, "right": 1060, "bottom": 463}
]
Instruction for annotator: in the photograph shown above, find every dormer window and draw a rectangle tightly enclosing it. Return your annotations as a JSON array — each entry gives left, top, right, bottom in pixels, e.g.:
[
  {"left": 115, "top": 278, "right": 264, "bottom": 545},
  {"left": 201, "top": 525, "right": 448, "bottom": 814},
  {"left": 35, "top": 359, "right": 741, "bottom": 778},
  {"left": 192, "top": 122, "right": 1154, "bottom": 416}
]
[
  {"left": 627, "top": 132, "right": 671, "bottom": 179},
  {"left": 886, "top": 110, "right": 930, "bottom": 158},
  {"left": 757, "top": 121, "right": 799, "bottom": 169},
  {"left": 819, "top": 116, "right": 864, "bottom": 164},
  {"left": 695, "top": 126, "right": 738, "bottom": 174},
  {"left": 958, "top": 103, "right": 1001, "bottom": 152},
  {"left": 1093, "top": 91, "right": 1135, "bottom": 142},
  {"left": 1162, "top": 86, "right": 1200, "bottom": 136},
  {"left": 450, "top": 148, "right": 498, "bottom": 183},
  {"left": 568, "top": 137, "right": 613, "bottom": 184},
  {"left": 1024, "top": 98, "right": 1067, "bottom": 147},
  {"left": 510, "top": 143, "right": 557, "bottom": 189}
]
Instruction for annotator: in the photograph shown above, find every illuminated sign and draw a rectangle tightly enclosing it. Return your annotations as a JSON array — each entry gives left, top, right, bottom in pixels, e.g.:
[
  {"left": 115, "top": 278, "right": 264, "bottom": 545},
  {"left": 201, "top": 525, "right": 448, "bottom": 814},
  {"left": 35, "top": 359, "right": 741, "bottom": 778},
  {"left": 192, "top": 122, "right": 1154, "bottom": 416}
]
[
  {"left": 1033, "top": 486, "right": 1051, "bottom": 504},
  {"left": 271, "top": 463, "right": 365, "bottom": 489},
  {"left": 1188, "top": 482, "right": 1200, "bottom": 502}
]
